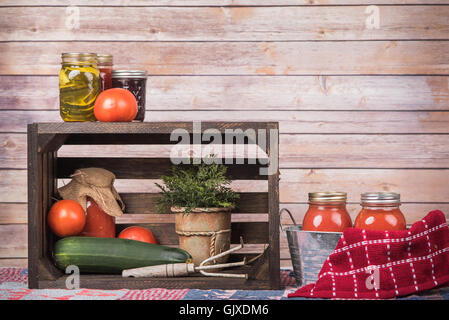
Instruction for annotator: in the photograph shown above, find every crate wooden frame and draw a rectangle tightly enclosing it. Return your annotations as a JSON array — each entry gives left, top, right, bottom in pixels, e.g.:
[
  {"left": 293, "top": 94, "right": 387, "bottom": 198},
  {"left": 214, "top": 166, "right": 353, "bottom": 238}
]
[{"left": 27, "top": 122, "right": 280, "bottom": 290}]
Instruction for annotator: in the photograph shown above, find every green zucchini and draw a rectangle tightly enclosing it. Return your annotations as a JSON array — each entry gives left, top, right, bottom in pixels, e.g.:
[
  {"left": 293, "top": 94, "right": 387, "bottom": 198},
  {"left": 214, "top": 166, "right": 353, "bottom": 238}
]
[{"left": 53, "top": 236, "right": 192, "bottom": 274}]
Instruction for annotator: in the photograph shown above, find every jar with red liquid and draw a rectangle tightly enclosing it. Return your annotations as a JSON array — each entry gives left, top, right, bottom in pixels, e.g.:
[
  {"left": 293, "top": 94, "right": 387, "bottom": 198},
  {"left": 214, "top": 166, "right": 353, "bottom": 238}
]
[
  {"left": 302, "top": 192, "right": 352, "bottom": 232},
  {"left": 79, "top": 197, "right": 116, "bottom": 237},
  {"left": 112, "top": 70, "right": 147, "bottom": 121},
  {"left": 97, "top": 54, "right": 113, "bottom": 92},
  {"left": 354, "top": 192, "right": 406, "bottom": 231}
]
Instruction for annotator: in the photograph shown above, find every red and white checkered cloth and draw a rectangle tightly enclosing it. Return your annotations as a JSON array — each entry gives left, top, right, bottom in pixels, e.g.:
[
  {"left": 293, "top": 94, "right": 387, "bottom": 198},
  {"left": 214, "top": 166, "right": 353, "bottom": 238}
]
[{"left": 289, "top": 210, "right": 449, "bottom": 299}]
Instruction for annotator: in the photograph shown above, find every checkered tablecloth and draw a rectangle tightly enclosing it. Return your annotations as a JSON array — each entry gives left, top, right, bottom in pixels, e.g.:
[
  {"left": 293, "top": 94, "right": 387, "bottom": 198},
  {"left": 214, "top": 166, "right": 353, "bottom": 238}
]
[{"left": 1, "top": 267, "right": 449, "bottom": 300}]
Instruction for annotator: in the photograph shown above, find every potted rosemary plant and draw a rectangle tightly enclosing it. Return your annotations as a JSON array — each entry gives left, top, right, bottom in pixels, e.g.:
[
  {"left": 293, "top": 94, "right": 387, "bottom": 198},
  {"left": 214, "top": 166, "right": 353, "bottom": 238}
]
[{"left": 155, "top": 161, "right": 239, "bottom": 266}]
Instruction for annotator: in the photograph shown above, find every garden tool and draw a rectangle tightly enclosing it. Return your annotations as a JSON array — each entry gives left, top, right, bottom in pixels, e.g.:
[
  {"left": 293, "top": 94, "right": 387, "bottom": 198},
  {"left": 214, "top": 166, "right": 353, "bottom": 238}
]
[{"left": 122, "top": 237, "right": 249, "bottom": 279}]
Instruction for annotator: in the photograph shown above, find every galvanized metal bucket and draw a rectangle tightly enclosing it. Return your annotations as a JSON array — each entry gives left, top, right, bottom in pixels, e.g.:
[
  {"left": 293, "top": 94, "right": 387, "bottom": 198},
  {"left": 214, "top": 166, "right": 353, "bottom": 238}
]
[{"left": 280, "top": 208, "right": 343, "bottom": 287}]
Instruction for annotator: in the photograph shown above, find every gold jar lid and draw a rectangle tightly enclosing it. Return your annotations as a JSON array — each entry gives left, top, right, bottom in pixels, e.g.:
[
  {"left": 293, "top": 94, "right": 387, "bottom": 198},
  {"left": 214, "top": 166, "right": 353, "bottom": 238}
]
[
  {"left": 96, "top": 54, "right": 113, "bottom": 65},
  {"left": 308, "top": 192, "right": 347, "bottom": 203},
  {"left": 61, "top": 52, "right": 97, "bottom": 64},
  {"left": 361, "top": 192, "right": 401, "bottom": 205}
]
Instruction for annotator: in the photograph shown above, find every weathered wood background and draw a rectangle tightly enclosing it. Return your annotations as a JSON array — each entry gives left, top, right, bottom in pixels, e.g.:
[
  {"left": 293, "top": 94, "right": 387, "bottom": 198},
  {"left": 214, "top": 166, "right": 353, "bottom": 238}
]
[{"left": 1, "top": 1, "right": 449, "bottom": 268}]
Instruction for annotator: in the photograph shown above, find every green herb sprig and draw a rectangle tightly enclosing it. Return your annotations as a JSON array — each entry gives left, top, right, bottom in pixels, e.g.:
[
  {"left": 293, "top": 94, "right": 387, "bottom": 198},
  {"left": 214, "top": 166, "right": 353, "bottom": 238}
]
[{"left": 155, "top": 161, "right": 239, "bottom": 214}]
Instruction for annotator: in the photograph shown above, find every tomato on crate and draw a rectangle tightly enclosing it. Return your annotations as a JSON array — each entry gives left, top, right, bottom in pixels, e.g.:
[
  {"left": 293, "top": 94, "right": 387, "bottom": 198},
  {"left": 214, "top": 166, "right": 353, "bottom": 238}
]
[
  {"left": 47, "top": 200, "right": 86, "bottom": 237},
  {"left": 118, "top": 226, "right": 158, "bottom": 244},
  {"left": 94, "top": 88, "right": 138, "bottom": 122},
  {"left": 302, "top": 192, "right": 352, "bottom": 232}
]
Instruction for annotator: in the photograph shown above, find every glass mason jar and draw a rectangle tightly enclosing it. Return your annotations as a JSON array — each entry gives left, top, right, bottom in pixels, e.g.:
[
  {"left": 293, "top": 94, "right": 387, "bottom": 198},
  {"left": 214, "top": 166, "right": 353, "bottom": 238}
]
[
  {"left": 79, "top": 197, "right": 116, "bottom": 238},
  {"left": 112, "top": 70, "right": 147, "bottom": 121},
  {"left": 59, "top": 53, "right": 100, "bottom": 122},
  {"left": 354, "top": 192, "right": 406, "bottom": 231},
  {"left": 97, "top": 54, "right": 113, "bottom": 92},
  {"left": 302, "top": 192, "right": 353, "bottom": 232}
]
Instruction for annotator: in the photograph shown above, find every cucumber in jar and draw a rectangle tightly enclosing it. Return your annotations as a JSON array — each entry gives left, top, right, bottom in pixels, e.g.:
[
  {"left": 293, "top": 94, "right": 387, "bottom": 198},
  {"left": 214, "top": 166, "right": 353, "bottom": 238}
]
[{"left": 59, "top": 53, "right": 100, "bottom": 122}]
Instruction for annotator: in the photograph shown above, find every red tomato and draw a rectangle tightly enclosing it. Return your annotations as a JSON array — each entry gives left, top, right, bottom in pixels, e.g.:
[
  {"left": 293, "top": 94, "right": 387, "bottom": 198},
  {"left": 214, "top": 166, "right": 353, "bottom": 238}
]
[
  {"left": 47, "top": 200, "right": 86, "bottom": 237},
  {"left": 94, "top": 88, "right": 138, "bottom": 122},
  {"left": 118, "top": 226, "right": 158, "bottom": 244}
]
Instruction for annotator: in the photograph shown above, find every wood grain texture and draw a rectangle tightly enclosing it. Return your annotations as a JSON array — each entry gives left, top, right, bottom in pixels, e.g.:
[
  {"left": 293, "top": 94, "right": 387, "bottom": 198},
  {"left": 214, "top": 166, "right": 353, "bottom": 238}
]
[
  {"left": 57, "top": 158, "right": 268, "bottom": 180},
  {"left": 0, "top": 224, "right": 27, "bottom": 258},
  {"left": 280, "top": 134, "right": 449, "bottom": 168},
  {"left": 3, "top": 6, "right": 449, "bottom": 41},
  {"left": 34, "top": 121, "right": 272, "bottom": 134},
  {"left": 280, "top": 169, "right": 449, "bottom": 203},
  {"left": 4, "top": 169, "right": 449, "bottom": 203},
  {"left": 3, "top": 1, "right": 449, "bottom": 6},
  {"left": 0, "top": 203, "right": 27, "bottom": 224},
  {"left": 120, "top": 192, "right": 268, "bottom": 214},
  {"left": 3, "top": 132, "right": 449, "bottom": 169},
  {"left": 146, "top": 111, "right": 449, "bottom": 134},
  {"left": 37, "top": 274, "right": 273, "bottom": 290},
  {"left": 2, "top": 76, "right": 449, "bottom": 111},
  {"left": 4, "top": 111, "right": 449, "bottom": 133},
  {"left": 0, "top": 259, "right": 27, "bottom": 268},
  {"left": 2, "top": 41, "right": 449, "bottom": 75}
]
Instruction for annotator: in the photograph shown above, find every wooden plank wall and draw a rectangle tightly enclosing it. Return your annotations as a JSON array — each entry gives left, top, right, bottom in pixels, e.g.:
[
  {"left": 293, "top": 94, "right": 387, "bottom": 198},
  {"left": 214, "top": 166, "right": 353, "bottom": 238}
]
[{"left": 1, "top": 1, "right": 449, "bottom": 268}]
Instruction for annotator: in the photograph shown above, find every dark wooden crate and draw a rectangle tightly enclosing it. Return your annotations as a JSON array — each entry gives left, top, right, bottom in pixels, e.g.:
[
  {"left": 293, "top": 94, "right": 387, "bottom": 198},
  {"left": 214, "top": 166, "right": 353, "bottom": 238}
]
[{"left": 27, "top": 122, "right": 280, "bottom": 290}]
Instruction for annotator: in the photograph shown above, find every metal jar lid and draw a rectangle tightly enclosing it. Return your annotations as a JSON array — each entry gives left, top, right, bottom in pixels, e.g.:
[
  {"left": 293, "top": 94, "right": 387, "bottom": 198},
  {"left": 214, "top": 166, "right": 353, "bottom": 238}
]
[
  {"left": 96, "top": 54, "right": 113, "bottom": 65},
  {"left": 361, "top": 192, "right": 401, "bottom": 205},
  {"left": 112, "top": 70, "right": 147, "bottom": 79},
  {"left": 61, "top": 52, "right": 98, "bottom": 63},
  {"left": 308, "top": 192, "right": 347, "bottom": 203}
]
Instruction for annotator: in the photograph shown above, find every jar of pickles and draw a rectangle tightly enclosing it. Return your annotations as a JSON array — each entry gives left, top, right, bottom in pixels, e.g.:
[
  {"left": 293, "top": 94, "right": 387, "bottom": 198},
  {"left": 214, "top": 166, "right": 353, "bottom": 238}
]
[
  {"left": 354, "top": 192, "right": 406, "bottom": 231},
  {"left": 97, "top": 54, "right": 113, "bottom": 92},
  {"left": 302, "top": 192, "right": 353, "bottom": 232},
  {"left": 112, "top": 70, "right": 147, "bottom": 121},
  {"left": 59, "top": 53, "right": 100, "bottom": 122}
]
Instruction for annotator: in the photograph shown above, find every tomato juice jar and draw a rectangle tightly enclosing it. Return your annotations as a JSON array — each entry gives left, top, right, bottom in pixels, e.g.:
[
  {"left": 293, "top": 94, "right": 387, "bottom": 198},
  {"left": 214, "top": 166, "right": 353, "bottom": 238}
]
[
  {"left": 112, "top": 70, "right": 147, "bottom": 121},
  {"left": 79, "top": 197, "right": 116, "bottom": 238},
  {"left": 97, "top": 54, "right": 113, "bottom": 92},
  {"left": 354, "top": 192, "right": 406, "bottom": 231},
  {"left": 302, "top": 192, "right": 352, "bottom": 232}
]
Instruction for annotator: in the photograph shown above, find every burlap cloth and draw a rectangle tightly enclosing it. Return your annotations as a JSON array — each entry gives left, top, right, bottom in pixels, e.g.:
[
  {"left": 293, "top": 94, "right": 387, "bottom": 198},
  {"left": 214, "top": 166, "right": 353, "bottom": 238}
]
[{"left": 58, "top": 167, "right": 124, "bottom": 217}]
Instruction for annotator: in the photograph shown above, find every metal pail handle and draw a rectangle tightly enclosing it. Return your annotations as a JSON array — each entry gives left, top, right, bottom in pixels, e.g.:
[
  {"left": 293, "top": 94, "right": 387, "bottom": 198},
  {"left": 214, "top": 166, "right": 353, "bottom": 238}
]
[{"left": 279, "top": 208, "right": 298, "bottom": 233}]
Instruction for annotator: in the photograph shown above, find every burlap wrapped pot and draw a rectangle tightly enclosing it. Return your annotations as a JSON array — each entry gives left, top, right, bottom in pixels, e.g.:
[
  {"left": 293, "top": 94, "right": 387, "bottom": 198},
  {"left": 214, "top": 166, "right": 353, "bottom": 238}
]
[{"left": 172, "top": 207, "right": 232, "bottom": 266}]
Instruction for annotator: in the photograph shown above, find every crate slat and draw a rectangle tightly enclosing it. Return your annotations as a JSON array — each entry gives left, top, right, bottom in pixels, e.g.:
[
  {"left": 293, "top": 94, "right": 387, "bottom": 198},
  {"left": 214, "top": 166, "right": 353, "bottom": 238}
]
[
  {"left": 120, "top": 192, "right": 268, "bottom": 214},
  {"left": 38, "top": 274, "right": 272, "bottom": 290},
  {"left": 116, "top": 222, "right": 269, "bottom": 245},
  {"left": 37, "top": 122, "right": 273, "bottom": 135},
  {"left": 63, "top": 133, "right": 262, "bottom": 145},
  {"left": 57, "top": 158, "right": 268, "bottom": 180}
]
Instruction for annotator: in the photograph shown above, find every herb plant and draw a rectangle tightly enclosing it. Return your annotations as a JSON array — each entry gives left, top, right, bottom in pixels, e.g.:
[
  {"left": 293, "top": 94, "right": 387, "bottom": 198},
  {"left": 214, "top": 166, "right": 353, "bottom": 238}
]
[{"left": 155, "top": 161, "right": 239, "bottom": 214}]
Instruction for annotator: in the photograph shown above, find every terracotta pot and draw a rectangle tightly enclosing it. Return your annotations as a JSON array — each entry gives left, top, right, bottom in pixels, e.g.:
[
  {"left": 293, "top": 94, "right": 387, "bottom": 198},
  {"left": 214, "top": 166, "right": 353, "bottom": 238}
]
[{"left": 172, "top": 207, "right": 232, "bottom": 266}]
